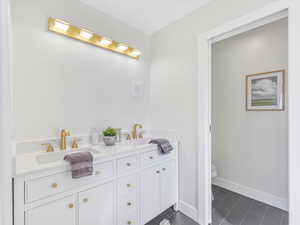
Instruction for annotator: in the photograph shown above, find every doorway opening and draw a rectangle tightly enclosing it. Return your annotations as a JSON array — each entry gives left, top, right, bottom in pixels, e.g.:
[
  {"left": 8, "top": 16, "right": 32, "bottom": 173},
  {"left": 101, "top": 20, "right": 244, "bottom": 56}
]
[
  {"left": 197, "top": 2, "right": 293, "bottom": 225},
  {"left": 211, "top": 16, "right": 288, "bottom": 225}
]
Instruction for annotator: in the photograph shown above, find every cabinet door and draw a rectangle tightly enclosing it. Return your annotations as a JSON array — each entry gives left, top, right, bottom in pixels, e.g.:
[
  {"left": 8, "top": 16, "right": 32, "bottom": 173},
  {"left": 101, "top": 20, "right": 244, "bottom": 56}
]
[
  {"left": 78, "top": 182, "right": 114, "bottom": 225},
  {"left": 26, "top": 195, "right": 76, "bottom": 225},
  {"left": 140, "top": 165, "right": 161, "bottom": 224},
  {"left": 160, "top": 160, "right": 177, "bottom": 211}
]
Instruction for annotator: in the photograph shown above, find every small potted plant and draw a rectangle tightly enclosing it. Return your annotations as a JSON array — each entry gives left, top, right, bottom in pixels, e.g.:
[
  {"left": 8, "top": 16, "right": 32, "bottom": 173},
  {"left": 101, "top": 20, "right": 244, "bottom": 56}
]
[{"left": 102, "top": 127, "right": 117, "bottom": 146}]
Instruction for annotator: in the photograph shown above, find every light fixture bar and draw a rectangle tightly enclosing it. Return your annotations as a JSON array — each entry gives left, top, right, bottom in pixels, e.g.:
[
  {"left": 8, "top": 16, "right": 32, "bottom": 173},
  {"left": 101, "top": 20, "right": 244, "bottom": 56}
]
[{"left": 48, "top": 17, "right": 141, "bottom": 59}]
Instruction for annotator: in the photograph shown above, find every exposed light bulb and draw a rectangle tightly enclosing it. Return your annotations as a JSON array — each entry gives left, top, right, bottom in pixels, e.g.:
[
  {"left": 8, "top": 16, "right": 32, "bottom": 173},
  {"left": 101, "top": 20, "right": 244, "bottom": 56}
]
[
  {"left": 117, "top": 43, "right": 128, "bottom": 51},
  {"left": 53, "top": 19, "right": 69, "bottom": 31},
  {"left": 131, "top": 49, "right": 141, "bottom": 57},
  {"left": 79, "top": 29, "right": 93, "bottom": 39},
  {"left": 99, "top": 37, "right": 112, "bottom": 46}
]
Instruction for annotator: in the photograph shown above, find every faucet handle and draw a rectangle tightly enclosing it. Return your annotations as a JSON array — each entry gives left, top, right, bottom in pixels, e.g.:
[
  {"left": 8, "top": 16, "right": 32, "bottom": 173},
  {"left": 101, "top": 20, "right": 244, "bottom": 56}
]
[
  {"left": 41, "top": 143, "right": 55, "bottom": 152},
  {"left": 72, "top": 138, "right": 82, "bottom": 149},
  {"left": 125, "top": 134, "right": 132, "bottom": 140}
]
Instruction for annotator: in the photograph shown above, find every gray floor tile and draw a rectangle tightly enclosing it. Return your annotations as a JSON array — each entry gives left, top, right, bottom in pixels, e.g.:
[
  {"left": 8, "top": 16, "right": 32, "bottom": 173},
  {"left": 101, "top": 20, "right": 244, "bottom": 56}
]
[
  {"left": 241, "top": 212, "right": 265, "bottom": 225},
  {"left": 248, "top": 200, "right": 267, "bottom": 216},
  {"left": 281, "top": 211, "right": 288, "bottom": 225},
  {"left": 261, "top": 206, "right": 283, "bottom": 225},
  {"left": 222, "top": 195, "right": 252, "bottom": 225}
]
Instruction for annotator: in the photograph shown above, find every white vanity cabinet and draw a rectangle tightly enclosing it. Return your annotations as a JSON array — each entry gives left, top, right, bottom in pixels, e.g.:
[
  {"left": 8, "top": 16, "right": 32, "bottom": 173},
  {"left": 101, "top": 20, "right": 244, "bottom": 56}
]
[
  {"left": 140, "top": 160, "right": 177, "bottom": 224},
  {"left": 14, "top": 142, "right": 178, "bottom": 225}
]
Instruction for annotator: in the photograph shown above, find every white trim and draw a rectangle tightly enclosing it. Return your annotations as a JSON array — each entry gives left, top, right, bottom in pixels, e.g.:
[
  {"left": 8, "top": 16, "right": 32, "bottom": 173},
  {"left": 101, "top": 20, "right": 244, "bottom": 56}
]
[
  {"left": 211, "top": 10, "right": 288, "bottom": 44},
  {"left": 178, "top": 201, "right": 198, "bottom": 222},
  {"left": 0, "top": 0, "right": 12, "bottom": 225},
  {"left": 197, "top": 1, "right": 292, "bottom": 224},
  {"left": 213, "top": 177, "right": 288, "bottom": 211}
]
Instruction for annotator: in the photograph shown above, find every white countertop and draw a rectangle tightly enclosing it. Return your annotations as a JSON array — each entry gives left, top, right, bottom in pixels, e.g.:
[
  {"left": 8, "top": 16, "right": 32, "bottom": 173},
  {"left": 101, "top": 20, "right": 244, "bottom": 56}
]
[{"left": 13, "top": 142, "right": 158, "bottom": 177}]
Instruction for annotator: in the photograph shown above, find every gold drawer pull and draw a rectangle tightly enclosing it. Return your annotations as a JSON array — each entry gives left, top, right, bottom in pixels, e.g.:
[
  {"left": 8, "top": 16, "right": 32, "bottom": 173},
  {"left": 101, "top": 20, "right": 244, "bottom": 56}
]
[
  {"left": 95, "top": 171, "right": 101, "bottom": 175},
  {"left": 127, "top": 221, "right": 132, "bottom": 225},
  {"left": 68, "top": 203, "right": 74, "bottom": 209},
  {"left": 126, "top": 162, "right": 131, "bottom": 167},
  {"left": 51, "top": 183, "right": 58, "bottom": 188},
  {"left": 127, "top": 202, "right": 132, "bottom": 206},
  {"left": 156, "top": 170, "right": 160, "bottom": 174},
  {"left": 127, "top": 183, "right": 131, "bottom": 188},
  {"left": 83, "top": 198, "right": 88, "bottom": 203}
]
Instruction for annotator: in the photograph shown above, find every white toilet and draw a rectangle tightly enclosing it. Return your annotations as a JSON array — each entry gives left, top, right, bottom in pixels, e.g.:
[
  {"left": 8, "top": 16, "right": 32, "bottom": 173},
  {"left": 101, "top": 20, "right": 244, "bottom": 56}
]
[
  {"left": 212, "top": 164, "right": 218, "bottom": 200},
  {"left": 212, "top": 164, "right": 218, "bottom": 179}
]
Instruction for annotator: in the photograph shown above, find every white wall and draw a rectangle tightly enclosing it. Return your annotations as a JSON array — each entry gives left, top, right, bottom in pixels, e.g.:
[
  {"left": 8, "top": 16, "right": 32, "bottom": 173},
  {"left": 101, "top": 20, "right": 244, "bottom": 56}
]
[
  {"left": 11, "top": 0, "right": 151, "bottom": 141},
  {"left": 149, "top": 0, "right": 281, "bottom": 209},
  {"left": 212, "top": 19, "right": 288, "bottom": 200}
]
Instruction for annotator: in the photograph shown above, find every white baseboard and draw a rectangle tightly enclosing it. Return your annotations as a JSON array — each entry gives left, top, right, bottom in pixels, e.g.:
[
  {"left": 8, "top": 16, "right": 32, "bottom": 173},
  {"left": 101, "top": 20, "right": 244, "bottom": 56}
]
[
  {"left": 213, "top": 177, "right": 288, "bottom": 211},
  {"left": 178, "top": 201, "right": 198, "bottom": 222}
]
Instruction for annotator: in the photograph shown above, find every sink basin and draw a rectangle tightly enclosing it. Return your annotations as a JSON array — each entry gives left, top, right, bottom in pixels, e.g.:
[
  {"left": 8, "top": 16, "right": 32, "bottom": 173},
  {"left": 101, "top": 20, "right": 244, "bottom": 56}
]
[
  {"left": 36, "top": 148, "right": 100, "bottom": 164},
  {"left": 126, "top": 138, "right": 154, "bottom": 149}
]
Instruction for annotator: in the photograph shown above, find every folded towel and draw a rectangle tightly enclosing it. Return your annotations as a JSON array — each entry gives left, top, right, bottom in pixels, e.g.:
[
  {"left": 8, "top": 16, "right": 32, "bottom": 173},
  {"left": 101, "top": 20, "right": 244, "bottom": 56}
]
[
  {"left": 64, "top": 152, "right": 93, "bottom": 179},
  {"left": 149, "top": 138, "right": 173, "bottom": 154}
]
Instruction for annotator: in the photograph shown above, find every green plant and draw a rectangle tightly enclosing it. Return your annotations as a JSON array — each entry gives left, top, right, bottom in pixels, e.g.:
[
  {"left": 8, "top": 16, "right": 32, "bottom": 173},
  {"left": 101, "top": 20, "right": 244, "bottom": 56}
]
[{"left": 102, "top": 127, "right": 117, "bottom": 137}]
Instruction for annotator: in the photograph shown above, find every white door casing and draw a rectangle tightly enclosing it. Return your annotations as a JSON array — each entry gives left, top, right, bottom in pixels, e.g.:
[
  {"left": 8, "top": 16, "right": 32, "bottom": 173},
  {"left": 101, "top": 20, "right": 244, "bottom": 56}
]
[{"left": 197, "top": 0, "right": 296, "bottom": 224}]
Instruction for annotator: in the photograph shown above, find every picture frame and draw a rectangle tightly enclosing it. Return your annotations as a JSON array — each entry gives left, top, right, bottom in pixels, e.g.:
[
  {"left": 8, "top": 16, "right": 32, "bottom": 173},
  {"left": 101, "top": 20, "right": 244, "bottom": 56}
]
[{"left": 246, "top": 70, "right": 285, "bottom": 111}]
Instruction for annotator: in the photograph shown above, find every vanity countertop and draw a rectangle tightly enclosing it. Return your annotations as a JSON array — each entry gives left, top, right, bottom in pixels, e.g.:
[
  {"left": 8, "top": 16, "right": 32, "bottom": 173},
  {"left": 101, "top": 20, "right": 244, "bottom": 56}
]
[{"left": 13, "top": 142, "right": 161, "bottom": 177}]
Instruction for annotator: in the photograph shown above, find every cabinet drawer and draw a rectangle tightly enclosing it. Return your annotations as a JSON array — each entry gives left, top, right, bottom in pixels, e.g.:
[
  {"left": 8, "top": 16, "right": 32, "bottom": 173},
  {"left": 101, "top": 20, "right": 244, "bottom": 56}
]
[
  {"left": 117, "top": 156, "right": 138, "bottom": 175},
  {"left": 118, "top": 211, "right": 138, "bottom": 225},
  {"left": 26, "top": 161, "right": 114, "bottom": 203},
  {"left": 117, "top": 175, "right": 137, "bottom": 196},
  {"left": 93, "top": 161, "right": 114, "bottom": 179},
  {"left": 140, "top": 150, "right": 159, "bottom": 167},
  {"left": 118, "top": 192, "right": 137, "bottom": 217}
]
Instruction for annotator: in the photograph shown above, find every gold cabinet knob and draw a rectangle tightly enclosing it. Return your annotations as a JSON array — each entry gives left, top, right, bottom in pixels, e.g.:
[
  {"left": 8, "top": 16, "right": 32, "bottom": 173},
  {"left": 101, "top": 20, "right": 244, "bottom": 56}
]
[
  {"left": 127, "top": 221, "right": 132, "bottom": 225},
  {"left": 95, "top": 171, "right": 101, "bottom": 175},
  {"left": 127, "top": 183, "right": 131, "bottom": 188},
  {"left": 156, "top": 170, "right": 160, "bottom": 174},
  {"left": 126, "top": 162, "right": 131, "bottom": 167},
  {"left": 83, "top": 198, "right": 88, "bottom": 203},
  {"left": 127, "top": 202, "right": 132, "bottom": 206},
  {"left": 149, "top": 156, "right": 153, "bottom": 160},
  {"left": 68, "top": 203, "right": 74, "bottom": 208},
  {"left": 51, "top": 183, "right": 58, "bottom": 188}
]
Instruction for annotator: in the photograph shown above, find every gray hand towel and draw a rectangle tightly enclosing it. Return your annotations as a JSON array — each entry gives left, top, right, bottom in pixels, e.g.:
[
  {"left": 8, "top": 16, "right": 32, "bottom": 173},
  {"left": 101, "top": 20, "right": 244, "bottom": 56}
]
[
  {"left": 149, "top": 138, "right": 173, "bottom": 154},
  {"left": 64, "top": 152, "right": 93, "bottom": 179}
]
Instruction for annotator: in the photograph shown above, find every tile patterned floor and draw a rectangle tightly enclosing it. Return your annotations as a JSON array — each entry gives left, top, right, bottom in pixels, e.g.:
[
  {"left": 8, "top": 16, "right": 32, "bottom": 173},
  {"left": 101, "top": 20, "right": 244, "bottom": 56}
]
[
  {"left": 212, "top": 185, "right": 288, "bottom": 225},
  {"left": 146, "top": 185, "right": 288, "bottom": 225}
]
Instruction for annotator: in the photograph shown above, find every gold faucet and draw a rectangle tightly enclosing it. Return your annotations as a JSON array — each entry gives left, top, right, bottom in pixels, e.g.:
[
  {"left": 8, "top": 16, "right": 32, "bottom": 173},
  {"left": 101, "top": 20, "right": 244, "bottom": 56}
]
[
  {"left": 60, "top": 129, "right": 70, "bottom": 150},
  {"left": 132, "top": 124, "right": 143, "bottom": 139}
]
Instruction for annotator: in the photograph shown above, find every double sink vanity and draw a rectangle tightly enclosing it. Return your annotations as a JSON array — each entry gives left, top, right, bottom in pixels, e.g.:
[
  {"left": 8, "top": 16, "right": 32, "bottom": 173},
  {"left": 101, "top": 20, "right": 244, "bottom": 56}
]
[{"left": 13, "top": 133, "right": 178, "bottom": 225}]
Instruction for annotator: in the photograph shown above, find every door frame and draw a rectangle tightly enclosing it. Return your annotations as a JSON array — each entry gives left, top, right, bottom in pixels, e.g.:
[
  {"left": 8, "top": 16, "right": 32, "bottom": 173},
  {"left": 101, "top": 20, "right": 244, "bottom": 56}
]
[
  {"left": 0, "top": 0, "right": 12, "bottom": 225},
  {"left": 197, "top": 0, "right": 295, "bottom": 224}
]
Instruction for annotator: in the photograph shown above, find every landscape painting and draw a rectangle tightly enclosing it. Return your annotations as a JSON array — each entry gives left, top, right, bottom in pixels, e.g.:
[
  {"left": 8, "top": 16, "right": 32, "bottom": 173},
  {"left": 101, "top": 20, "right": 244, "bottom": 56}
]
[{"left": 246, "top": 70, "right": 284, "bottom": 111}]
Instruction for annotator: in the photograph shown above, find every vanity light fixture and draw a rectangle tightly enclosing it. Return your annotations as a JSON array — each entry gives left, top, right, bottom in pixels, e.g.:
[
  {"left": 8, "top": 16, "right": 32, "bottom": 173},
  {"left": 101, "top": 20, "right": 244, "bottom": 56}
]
[
  {"left": 53, "top": 19, "right": 69, "bottom": 31},
  {"left": 79, "top": 29, "right": 93, "bottom": 39},
  {"left": 99, "top": 37, "right": 112, "bottom": 46},
  {"left": 48, "top": 17, "right": 141, "bottom": 59},
  {"left": 117, "top": 43, "right": 129, "bottom": 52}
]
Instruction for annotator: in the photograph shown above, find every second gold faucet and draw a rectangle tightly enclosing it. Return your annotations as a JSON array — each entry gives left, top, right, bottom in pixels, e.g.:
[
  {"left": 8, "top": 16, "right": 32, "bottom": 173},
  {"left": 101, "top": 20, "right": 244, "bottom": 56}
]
[
  {"left": 132, "top": 124, "right": 143, "bottom": 139},
  {"left": 60, "top": 129, "right": 70, "bottom": 150}
]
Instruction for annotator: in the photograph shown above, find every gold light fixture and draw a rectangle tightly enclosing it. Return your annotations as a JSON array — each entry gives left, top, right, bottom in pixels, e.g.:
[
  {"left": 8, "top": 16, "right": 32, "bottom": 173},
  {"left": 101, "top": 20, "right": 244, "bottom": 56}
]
[{"left": 48, "top": 17, "right": 142, "bottom": 59}]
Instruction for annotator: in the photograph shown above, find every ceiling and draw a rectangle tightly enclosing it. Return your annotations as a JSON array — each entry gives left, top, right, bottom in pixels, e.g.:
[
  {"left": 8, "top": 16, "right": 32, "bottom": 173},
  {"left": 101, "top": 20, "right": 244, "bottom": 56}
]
[{"left": 80, "top": 0, "right": 212, "bottom": 34}]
